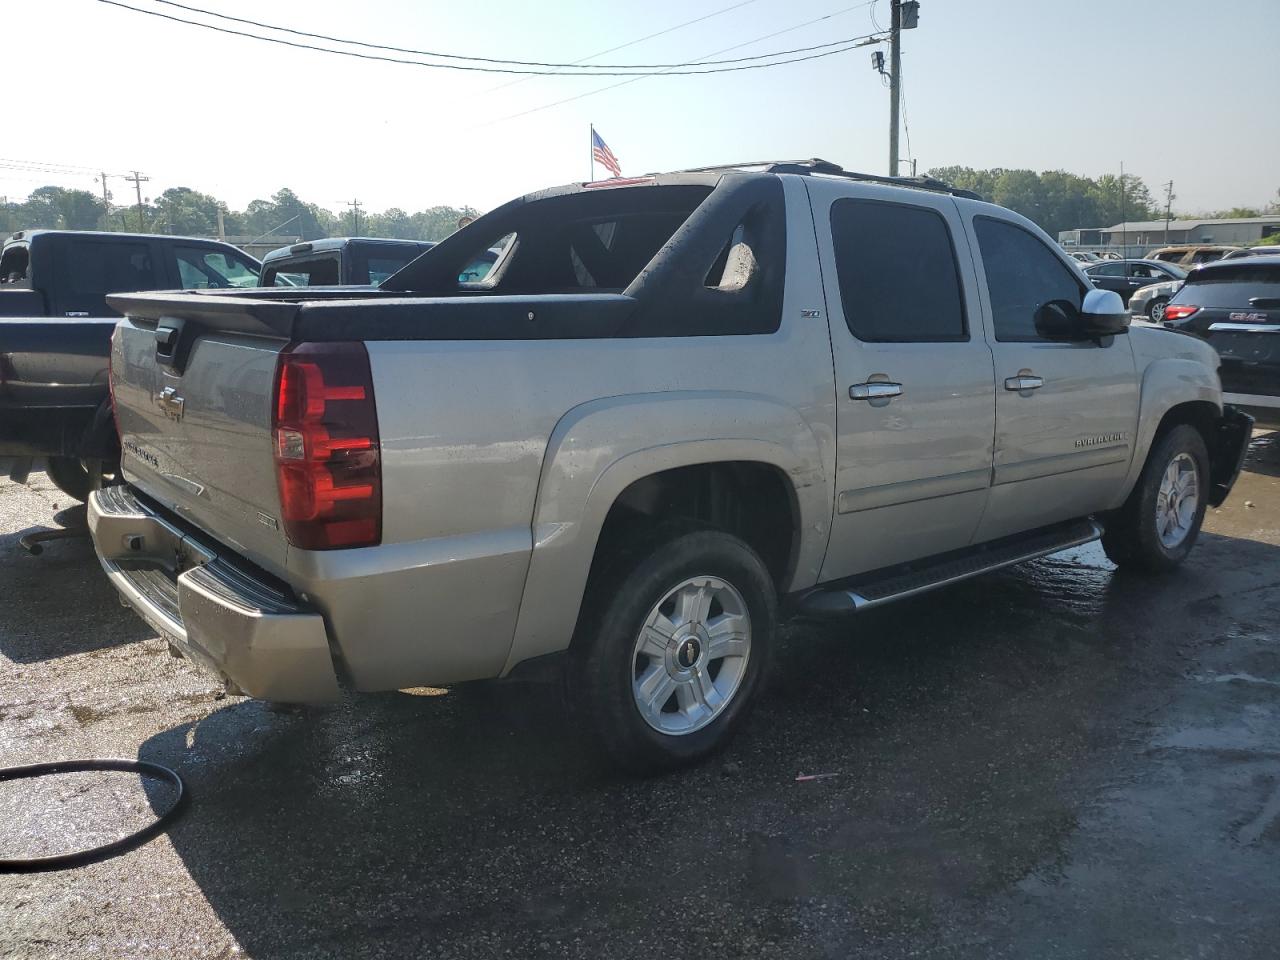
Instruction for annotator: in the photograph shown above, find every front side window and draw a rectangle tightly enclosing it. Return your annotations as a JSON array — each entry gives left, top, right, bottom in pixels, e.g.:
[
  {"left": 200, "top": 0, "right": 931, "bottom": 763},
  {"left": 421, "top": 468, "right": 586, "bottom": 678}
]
[
  {"left": 175, "top": 247, "right": 260, "bottom": 289},
  {"left": 974, "top": 217, "right": 1085, "bottom": 341},
  {"left": 830, "top": 199, "right": 967, "bottom": 342}
]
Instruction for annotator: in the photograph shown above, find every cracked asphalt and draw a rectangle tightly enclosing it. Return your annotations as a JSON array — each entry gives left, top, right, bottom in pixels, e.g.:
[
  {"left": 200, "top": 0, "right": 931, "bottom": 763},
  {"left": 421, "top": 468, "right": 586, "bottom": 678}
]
[{"left": 2, "top": 432, "right": 1279, "bottom": 959}]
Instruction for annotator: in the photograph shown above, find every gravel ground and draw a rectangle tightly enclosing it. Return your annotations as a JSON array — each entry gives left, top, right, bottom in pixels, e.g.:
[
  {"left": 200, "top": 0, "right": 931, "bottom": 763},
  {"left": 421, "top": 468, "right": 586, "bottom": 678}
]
[{"left": 2, "top": 433, "right": 1279, "bottom": 959}]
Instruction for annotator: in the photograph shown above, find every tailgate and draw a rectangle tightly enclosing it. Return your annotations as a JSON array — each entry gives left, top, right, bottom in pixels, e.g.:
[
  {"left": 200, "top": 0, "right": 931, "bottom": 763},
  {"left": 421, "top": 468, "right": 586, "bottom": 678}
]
[
  {"left": 1205, "top": 312, "right": 1280, "bottom": 399},
  {"left": 110, "top": 292, "right": 299, "bottom": 573}
]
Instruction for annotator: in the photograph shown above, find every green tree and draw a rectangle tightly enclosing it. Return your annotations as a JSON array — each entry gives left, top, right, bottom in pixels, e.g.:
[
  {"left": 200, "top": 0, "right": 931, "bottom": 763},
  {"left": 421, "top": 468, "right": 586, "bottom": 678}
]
[
  {"left": 11, "top": 185, "right": 106, "bottom": 230},
  {"left": 242, "top": 188, "right": 332, "bottom": 241}
]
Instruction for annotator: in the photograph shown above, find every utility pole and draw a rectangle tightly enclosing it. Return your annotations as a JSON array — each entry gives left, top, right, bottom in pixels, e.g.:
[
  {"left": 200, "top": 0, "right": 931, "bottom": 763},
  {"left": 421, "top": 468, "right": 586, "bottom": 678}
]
[
  {"left": 1119, "top": 161, "right": 1127, "bottom": 257},
  {"left": 886, "top": 1, "right": 919, "bottom": 177},
  {"left": 346, "top": 199, "right": 363, "bottom": 235},
  {"left": 1163, "top": 180, "right": 1175, "bottom": 244},
  {"left": 888, "top": 0, "right": 901, "bottom": 177},
  {"left": 124, "top": 170, "right": 150, "bottom": 232},
  {"left": 97, "top": 172, "right": 112, "bottom": 213}
]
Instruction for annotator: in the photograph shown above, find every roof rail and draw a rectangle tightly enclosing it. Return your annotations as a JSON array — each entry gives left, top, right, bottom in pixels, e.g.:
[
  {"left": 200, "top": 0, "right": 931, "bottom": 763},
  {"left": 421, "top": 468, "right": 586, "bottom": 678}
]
[{"left": 672, "top": 158, "right": 984, "bottom": 201}]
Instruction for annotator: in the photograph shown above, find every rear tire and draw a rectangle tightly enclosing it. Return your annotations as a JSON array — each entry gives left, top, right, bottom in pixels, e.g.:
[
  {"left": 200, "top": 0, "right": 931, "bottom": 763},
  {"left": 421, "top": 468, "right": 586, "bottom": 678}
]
[
  {"left": 44, "top": 457, "right": 94, "bottom": 502},
  {"left": 1102, "top": 424, "right": 1209, "bottom": 572},
  {"left": 570, "top": 529, "right": 776, "bottom": 773},
  {"left": 1147, "top": 297, "right": 1169, "bottom": 323}
]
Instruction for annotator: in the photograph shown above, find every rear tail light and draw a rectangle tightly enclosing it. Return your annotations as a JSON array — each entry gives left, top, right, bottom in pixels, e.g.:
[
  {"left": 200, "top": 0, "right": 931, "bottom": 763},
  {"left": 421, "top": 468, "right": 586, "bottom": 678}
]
[
  {"left": 108, "top": 326, "right": 120, "bottom": 437},
  {"left": 272, "top": 342, "right": 381, "bottom": 550},
  {"left": 1163, "top": 304, "right": 1200, "bottom": 322}
]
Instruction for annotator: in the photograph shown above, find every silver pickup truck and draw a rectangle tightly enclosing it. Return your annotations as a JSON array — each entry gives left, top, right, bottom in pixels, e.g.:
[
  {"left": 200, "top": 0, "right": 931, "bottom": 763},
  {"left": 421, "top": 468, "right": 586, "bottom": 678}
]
[{"left": 89, "top": 160, "right": 1252, "bottom": 771}]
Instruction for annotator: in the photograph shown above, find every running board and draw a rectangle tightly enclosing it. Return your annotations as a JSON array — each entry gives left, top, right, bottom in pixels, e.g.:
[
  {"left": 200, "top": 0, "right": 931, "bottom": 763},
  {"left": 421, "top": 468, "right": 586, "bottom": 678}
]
[{"left": 796, "top": 518, "right": 1104, "bottom": 618}]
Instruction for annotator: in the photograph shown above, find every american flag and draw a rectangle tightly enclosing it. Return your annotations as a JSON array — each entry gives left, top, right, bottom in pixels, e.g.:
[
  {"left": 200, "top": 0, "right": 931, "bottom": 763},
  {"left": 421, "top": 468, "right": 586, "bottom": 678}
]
[{"left": 591, "top": 126, "right": 622, "bottom": 179}]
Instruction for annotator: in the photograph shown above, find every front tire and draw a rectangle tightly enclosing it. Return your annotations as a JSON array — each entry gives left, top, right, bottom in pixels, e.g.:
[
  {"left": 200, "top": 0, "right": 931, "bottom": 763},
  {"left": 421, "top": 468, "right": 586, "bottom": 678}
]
[
  {"left": 1102, "top": 424, "right": 1209, "bottom": 572},
  {"left": 1147, "top": 297, "right": 1169, "bottom": 323},
  {"left": 570, "top": 530, "right": 776, "bottom": 773}
]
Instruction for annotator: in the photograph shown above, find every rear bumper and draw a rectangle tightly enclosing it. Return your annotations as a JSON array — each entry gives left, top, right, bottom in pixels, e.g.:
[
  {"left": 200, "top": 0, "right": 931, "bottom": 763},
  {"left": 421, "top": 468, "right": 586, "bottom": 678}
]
[
  {"left": 1208, "top": 405, "right": 1255, "bottom": 507},
  {"left": 88, "top": 485, "right": 341, "bottom": 703}
]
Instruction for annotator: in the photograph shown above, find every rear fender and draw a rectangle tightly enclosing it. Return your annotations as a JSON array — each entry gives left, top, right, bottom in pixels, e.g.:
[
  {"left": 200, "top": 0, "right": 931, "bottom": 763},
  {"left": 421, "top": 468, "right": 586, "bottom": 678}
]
[{"left": 504, "top": 391, "right": 829, "bottom": 672}]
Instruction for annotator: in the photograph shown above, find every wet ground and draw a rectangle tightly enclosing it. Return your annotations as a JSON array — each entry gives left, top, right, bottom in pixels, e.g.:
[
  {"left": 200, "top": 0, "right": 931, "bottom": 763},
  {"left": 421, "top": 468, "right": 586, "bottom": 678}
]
[{"left": 2, "top": 433, "right": 1279, "bottom": 959}]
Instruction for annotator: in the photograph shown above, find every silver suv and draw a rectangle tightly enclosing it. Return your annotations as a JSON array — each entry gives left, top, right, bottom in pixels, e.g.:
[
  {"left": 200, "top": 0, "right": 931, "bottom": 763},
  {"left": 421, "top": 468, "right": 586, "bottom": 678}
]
[{"left": 90, "top": 160, "right": 1252, "bottom": 771}]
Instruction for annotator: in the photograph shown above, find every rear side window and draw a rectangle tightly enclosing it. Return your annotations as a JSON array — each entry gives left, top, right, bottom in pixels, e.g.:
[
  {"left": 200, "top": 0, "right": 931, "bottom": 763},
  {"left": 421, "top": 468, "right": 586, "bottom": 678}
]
[
  {"left": 974, "top": 217, "right": 1084, "bottom": 341},
  {"left": 830, "top": 199, "right": 967, "bottom": 342},
  {"left": 66, "top": 240, "right": 156, "bottom": 294},
  {"left": 1173, "top": 265, "right": 1280, "bottom": 308},
  {"left": 1091, "top": 262, "right": 1125, "bottom": 277}
]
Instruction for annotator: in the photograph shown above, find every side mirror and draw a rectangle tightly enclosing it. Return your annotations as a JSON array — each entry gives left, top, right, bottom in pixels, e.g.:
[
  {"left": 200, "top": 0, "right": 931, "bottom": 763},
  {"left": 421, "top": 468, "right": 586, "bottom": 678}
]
[
  {"left": 1034, "top": 291, "right": 1129, "bottom": 341},
  {"left": 1081, "top": 288, "right": 1130, "bottom": 336}
]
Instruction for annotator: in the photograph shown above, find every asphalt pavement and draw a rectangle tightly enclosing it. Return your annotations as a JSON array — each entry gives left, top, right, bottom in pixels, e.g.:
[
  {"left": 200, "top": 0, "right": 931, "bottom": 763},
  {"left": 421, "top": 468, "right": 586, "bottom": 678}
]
[{"left": 2, "top": 434, "right": 1278, "bottom": 959}]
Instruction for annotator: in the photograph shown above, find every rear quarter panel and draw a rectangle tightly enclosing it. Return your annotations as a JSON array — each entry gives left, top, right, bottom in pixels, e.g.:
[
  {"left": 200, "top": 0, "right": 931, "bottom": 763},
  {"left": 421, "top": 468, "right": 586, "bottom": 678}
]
[{"left": 337, "top": 176, "right": 837, "bottom": 688}]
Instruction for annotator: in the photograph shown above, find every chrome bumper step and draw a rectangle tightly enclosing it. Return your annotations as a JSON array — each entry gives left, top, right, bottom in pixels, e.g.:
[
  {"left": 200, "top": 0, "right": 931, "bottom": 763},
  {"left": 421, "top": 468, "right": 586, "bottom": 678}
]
[{"left": 796, "top": 517, "right": 1103, "bottom": 617}]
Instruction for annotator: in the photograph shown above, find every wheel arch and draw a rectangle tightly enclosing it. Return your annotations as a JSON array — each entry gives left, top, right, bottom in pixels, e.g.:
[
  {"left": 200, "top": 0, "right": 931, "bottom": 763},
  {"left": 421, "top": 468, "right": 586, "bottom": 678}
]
[
  {"left": 1109, "top": 357, "right": 1222, "bottom": 509},
  {"left": 502, "top": 391, "right": 830, "bottom": 674}
]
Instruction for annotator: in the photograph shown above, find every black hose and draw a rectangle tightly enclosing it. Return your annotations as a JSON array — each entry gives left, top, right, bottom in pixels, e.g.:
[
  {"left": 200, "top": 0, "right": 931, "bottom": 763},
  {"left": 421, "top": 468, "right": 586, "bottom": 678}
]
[{"left": 0, "top": 758, "right": 185, "bottom": 873}]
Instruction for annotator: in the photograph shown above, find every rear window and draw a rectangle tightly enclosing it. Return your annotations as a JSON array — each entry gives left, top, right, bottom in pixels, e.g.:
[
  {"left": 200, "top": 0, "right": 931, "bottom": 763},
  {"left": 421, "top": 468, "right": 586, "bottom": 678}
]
[
  {"left": 1173, "top": 264, "right": 1280, "bottom": 307},
  {"left": 387, "top": 185, "right": 714, "bottom": 297},
  {"left": 66, "top": 240, "right": 156, "bottom": 294},
  {"left": 265, "top": 257, "right": 340, "bottom": 287}
]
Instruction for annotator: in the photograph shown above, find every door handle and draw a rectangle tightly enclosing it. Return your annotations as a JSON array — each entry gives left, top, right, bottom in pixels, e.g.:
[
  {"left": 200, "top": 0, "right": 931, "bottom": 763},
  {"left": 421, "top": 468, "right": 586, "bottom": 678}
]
[
  {"left": 1004, "top": 374, "right": 1044, "bottom": 392},
  {"left": 850, "top": 381, "right": 903, "bottom": 401}
]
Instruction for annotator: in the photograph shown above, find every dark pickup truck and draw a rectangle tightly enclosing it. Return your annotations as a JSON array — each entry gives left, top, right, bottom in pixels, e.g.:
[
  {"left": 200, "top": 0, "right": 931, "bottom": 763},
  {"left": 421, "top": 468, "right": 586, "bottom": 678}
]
[{"left": 0, "top": 230, "right": 260, "bottom": 499}]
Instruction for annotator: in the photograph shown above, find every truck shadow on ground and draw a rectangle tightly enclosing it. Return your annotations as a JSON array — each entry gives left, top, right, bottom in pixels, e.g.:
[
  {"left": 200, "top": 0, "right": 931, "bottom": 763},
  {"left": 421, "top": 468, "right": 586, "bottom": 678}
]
[
  {"left": 0, "top": 504, "right": 152, "bottom": 663},
  {"left": 137, "top": 532, "right": 1280, "bottom": 959}
]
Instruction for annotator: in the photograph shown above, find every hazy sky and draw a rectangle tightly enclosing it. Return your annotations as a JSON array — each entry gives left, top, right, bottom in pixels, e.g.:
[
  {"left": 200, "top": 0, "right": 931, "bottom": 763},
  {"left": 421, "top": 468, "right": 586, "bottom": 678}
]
[{"left": 8, "top": 0, "right": 1279, "bottom": 217}]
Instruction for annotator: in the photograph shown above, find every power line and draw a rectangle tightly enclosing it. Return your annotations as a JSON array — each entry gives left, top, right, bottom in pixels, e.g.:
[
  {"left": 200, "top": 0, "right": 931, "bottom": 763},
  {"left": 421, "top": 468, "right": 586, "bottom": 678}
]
[
  {"left": 142, "top": 0, "right": 771, "bottom": 69},
  {"left": 483, "top": 5, "right": 882, "bottom": 126},
  {"left": 100, "top": 0, "right": 880, "bottom": 75}
]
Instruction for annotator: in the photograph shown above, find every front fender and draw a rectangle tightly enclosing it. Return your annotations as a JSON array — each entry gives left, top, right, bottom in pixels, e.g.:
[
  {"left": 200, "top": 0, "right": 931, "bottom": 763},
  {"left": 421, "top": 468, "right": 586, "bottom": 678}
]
[
  {"left": 503, "top": 391, "right": 829, "bottom": 672},
  {"left": 1110, "top": 356, "right": 1222, "bottom": 508}
]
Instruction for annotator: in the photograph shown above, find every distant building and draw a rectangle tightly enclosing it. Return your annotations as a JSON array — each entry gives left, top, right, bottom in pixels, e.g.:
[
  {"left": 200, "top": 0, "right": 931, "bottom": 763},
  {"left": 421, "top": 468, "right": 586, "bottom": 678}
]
[{"left": 1060, "top": 216, "right": 1280, "bottom": 251}]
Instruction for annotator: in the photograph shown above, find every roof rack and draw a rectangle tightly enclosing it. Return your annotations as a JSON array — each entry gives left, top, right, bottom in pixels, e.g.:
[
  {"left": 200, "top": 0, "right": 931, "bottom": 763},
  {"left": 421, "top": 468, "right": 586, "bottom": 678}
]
[{"left": 672, "top": 158, "right": 984, "bottom": 201}]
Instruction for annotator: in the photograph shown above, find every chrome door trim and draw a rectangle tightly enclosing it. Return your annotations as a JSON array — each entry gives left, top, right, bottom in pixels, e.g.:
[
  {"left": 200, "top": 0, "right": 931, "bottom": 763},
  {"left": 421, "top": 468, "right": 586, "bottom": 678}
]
[
  {"left": 993, "top": 445, "right": 1130, "bottom": 486},
  {"left": 838, "top": 467, "right": 990, "bottom": 514}
]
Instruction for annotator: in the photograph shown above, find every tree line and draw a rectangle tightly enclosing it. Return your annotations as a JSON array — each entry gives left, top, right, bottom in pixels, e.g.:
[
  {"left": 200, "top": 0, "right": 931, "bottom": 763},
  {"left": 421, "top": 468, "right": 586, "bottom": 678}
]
[
  {"left": 0, "top": 185, "right": 479, "bottom": 244},
  {"left": 3, "top": 173, "right": 1277, "bottom": 246},
  {"left": 925, "top": 167, "right": 1279, "bottom": 239}
]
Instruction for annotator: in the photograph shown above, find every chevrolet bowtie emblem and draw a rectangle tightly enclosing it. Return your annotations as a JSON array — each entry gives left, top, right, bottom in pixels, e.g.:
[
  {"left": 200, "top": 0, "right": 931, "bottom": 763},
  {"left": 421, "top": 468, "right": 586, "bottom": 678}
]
[{"left": 156, "top": 385, "right": 185, "bottom": 421}]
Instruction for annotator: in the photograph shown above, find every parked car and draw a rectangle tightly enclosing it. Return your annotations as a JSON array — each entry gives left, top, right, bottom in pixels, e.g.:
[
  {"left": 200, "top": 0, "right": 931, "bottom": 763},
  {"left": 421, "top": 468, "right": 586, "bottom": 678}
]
[
  {"left": 1162, "top": 257, "right": 1280, "bottom": 428},
  {"left": 1069, "top": 251, "right": 1102, "bottom": 264},
  {"left": 88, "top": 161, "right": 1251, "bottom": 771},
  {"left": 261, "top": 237, "right": 435, "bottom": 287},
  {"left": 1147, "top": 245, "right": 1243, "bottom": 269},
  {"left": 1084, "top": 259, "right": 1186, "bottom": 305},
  {"left": 0, "top": 230, "right": 260, "bottom": 499},
  {"left": 1129, "top": 277, "right": 1184, "bottom": 322},
  {"left": 1222, "top": 245, "right": 1280, "bottom": 260}
]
